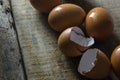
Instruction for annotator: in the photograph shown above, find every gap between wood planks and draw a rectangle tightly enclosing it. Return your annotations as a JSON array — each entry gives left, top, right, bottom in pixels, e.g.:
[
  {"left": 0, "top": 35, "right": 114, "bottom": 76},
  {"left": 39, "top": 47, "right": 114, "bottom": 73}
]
[{"left": 8, "top": 0, "right": 28, "bottom": 80}]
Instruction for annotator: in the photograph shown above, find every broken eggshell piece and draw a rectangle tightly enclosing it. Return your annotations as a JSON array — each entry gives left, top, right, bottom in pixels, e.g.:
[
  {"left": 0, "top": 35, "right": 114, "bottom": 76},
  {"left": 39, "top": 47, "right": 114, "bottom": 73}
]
[
  {"left": 78, "top": 48, "right": 111, "bottom": 79},
  {"left": 70, "top": 28, "right": 94, "bottom": 51},
  {"left": 58, "top": 27, "right": 94, "bottom": 57}
]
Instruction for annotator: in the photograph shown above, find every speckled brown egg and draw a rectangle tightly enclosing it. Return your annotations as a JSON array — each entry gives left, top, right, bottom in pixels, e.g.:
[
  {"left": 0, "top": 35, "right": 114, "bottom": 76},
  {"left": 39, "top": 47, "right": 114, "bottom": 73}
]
[
  {"left": 85, "top": 7, "right": 114, "bottom": 40},
  {"left": 30, "top": 0, "right": 62, "bottom": 13},
  {"left": 48, "top": 3, "right": 86, "bottom": 32},
  {"left": 111, "top": 45, "right": 120, "bottom": 79}
]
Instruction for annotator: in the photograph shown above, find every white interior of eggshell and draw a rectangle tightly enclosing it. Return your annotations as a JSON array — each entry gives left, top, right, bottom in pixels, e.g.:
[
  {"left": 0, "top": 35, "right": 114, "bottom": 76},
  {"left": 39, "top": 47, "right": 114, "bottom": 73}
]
[
  {"left": 78, "top": 48, "right": 98, "bottom": 75},
  {"left": 70, "top": 27, "right": 94, "bottom": 47},
  {"left": 72, "top": 27, "right": 85, "bottom": 36}
]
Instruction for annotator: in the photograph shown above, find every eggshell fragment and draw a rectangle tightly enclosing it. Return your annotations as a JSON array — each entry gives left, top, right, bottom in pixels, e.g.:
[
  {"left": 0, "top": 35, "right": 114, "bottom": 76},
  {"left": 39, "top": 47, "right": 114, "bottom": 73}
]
[
  {"left": 48, "top": 4, "right": 86, "bottom": 32},
  {"left": 58, "top": 27, "right": 94, "bottom": 57},
  {"left": 78, "top": 48, "right": 111, "bottom": 79},
  {"left": 85, "top": 7, "right": 114, "bottom": 40},
  {"left": 30, "top": 0, "right": 62, "bottom": 13},
  {"left": 111, "top": 45, "right": 120, "bottom": 79}
]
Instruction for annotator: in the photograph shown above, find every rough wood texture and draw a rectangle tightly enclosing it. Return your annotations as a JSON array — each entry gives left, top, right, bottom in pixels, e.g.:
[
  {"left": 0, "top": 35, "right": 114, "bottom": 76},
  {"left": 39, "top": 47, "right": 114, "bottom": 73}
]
[
  {"left": 0, "top": 0, "right": 25, "bottom": 80},
  {"left": 11, "top": 0, "right": 120, "bottom": 80}
]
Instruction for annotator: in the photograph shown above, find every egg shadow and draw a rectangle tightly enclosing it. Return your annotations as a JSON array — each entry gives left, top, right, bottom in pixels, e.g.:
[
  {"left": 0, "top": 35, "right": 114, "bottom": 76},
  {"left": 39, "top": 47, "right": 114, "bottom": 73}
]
[
  {"left": 91, "top": 34, "right": 120, "bottom": 58},
  {"left": 63, "top": 0, "right": 95, "bottom": 13},
  {"left": 65, "top": 56, "right": 92, "bottom": 80},
  {"left": 37, "top": 13, "right": 60, "bottom": 37}
]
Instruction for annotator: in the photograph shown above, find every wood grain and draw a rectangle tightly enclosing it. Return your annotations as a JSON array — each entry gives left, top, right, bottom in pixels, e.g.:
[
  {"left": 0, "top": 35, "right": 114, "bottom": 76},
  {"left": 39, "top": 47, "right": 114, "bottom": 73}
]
[
  {"left": 11, "top": 0, "right": 120, "bottom": 80},
  {"left": 0, "top": 0, "right": 25, "bottom": 80}
]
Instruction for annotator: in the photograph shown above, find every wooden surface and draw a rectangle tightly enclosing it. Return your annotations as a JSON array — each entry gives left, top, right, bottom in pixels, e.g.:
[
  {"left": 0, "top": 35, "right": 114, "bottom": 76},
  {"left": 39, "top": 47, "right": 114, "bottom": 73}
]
[
  {"left": 10, "top": 0, "right": 120, "bottom": 80},
  {"left": 0, "top": 0, "right": 25, "bottom": 80}
]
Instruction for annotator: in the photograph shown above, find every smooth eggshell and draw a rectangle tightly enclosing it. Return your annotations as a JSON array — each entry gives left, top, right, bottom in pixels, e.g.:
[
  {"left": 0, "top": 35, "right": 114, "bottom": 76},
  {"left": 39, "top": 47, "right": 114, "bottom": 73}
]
[
  {"left": 111, "top": 45, "right": 120, "bottom": 79},
  {"left": 30, "top": 0, "right": 62, "bottom": 13},
  {"left": 84, "top": 50, "right": 111, "bottom": 79},
  {"left": 78, "top": 49, "right": 111, "bottom": 79},
  {"left": 85, "top": 7, "right": 114, "bottom": 40},
  {"left": 48, "top": 4, "right": 86, "bottom": 32},
  {"left": 58, "top": 27, "right": 94, "bottom": 57}
]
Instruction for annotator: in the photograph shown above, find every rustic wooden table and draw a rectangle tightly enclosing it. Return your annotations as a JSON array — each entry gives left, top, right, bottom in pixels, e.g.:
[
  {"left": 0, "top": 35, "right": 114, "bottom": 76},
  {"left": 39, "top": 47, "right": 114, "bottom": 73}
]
[{"left": 0, "top": 0, "right": 120, "bottom": 80}]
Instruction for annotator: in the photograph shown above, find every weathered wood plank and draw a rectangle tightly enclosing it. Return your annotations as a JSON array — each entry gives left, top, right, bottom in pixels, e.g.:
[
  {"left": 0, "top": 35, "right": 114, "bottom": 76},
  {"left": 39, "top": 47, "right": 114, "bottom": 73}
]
[
  {"left": 0, "top": 0, "right": 25, "bottom": 80},
  {"left": 11, "top": 0, "right": 120, "bottom": 80}
]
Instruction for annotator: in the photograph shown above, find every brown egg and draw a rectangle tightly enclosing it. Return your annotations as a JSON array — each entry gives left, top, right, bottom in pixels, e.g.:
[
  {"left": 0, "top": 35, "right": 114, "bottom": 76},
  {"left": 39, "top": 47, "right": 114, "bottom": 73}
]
[
  {"left": 85, "top": 7, "right": 114, "bottom": 40},
  {"left": 111, "top": 45, "right": 120, "bottom": 79},
  {"left": 48, "top": 4, "right": 86, "bottom": 32},
  {"left": 30, "top": 0, "right": 62, "bottom": 13},
  {"left": 58, "top": 27, "right": 94, "bottom": 57},
  {"left": 78, "top": 48, "right": 111, "bottom": 79}
]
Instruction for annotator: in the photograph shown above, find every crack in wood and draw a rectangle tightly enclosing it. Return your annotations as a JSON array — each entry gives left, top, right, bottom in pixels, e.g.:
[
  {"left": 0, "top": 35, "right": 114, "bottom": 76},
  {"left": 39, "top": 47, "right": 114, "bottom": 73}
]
[
  {"left": 0, "top": 0, "right": 26, "bottom": 80},
  {"left": 8, "top": 0, "right": 28, "bottom": 80}
]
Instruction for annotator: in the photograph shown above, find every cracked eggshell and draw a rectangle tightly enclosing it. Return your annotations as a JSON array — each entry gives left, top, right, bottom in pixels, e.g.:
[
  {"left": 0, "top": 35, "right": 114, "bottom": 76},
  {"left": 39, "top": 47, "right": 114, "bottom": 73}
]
[
  {"left": 85, "top": 7, "right": 114, "bottom": 40},
  {"left": 48, "top": 4, "right": 86, "bottom": 32},
  {"left": 78, "top": 48, "right": 111, "bottom": 79},
  {"left": 111, "top": 45, "right": 120, "bottom": 79},
  {"left": 58, "top": 27, "right": 94, "bottom": 57},
  {"left": 30, "top": 0, "right": 62, "bottom": 13}
]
